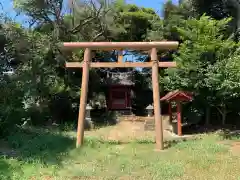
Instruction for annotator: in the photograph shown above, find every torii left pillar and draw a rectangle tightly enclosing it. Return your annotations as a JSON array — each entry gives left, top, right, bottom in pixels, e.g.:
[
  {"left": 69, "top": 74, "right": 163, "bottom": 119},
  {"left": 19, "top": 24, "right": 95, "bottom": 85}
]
[{"left": 76, "top": 48, "right": 91, "bottom": 147}]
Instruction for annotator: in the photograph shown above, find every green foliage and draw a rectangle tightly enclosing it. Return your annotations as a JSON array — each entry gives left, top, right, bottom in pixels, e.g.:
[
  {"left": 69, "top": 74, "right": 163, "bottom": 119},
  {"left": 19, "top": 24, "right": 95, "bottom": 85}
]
[
  {"left": 0, "top": 76, "right": 24, "bottom": 137},
  {"left": 113, "top": 2, "right": 158, "bottom": 41},
  {"left": 0, "top": 21, "right": 25, "bottom": 137},
  {"left": 0, "top": 0, "right": 159, "bottom": 134},
  {"left": 163, "top": 15, "right": 240, "bottom": 123},
  {"left": 164, "top": 15, "right": 237, "bottom": 90},
  {"left": 3, "top": 0, "right": 240, "bottom": 132},
  {"left": 189, "top": 0, "right": 240, "bottom": 39}
]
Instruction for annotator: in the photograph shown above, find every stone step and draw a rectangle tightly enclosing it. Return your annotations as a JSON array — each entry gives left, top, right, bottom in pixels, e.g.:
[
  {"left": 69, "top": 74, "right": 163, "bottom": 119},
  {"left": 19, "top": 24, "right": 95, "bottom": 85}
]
[
  {"left": 144, "top": 119, "right": 155, "bottom": 131},
  {"left": 118, "top": 115, "right": 154, "bottom": 122},
  {"left": 144, "top": 126, "right": 155, "bottom": 131}
]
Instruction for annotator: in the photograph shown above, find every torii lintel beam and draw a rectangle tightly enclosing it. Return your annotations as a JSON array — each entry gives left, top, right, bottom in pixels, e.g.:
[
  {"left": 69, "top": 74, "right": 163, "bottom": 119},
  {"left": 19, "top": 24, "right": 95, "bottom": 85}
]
[
  {"left": 60, "top": 41, "right": 179, "bottom": 50},
  {"left": 65, "top": 62, "right": 177, "bottom": 68}
]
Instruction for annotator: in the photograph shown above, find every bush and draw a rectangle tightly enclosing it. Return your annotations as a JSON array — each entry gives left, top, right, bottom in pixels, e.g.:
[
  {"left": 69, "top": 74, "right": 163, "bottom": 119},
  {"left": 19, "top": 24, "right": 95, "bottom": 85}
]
[{"left": 0, "top": 75, "right": 25, "bottom": 137}]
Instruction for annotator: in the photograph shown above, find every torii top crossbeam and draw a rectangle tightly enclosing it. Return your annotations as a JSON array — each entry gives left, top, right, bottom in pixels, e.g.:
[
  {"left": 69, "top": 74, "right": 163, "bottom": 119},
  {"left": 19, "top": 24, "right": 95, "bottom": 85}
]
[{"left": 61, "top": 41, "right": 179, "bottom": 50}]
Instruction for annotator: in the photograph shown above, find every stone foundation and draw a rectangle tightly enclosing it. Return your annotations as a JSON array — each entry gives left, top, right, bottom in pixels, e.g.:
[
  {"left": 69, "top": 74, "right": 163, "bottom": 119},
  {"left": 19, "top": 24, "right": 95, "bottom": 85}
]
[
  {"left": 117, "top": 115, "right": 177, "bottom": 134},
  {"left": 84, "top": 118, "right": 94, "bottom": 130},
  {"left": 144, "top": 117, "right": 176, "bottom": 132}
]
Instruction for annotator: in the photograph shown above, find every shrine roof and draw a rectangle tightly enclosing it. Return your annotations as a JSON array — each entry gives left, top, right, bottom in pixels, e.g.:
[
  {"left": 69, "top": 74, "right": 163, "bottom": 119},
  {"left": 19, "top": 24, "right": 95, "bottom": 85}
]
[{"left": 160, "top": 90, "right": 193, "bottom": 102}]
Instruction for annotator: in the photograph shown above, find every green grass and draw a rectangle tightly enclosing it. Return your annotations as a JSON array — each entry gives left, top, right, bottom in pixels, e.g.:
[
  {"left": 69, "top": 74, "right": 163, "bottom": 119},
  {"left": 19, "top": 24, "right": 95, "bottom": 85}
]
[{"left": 1, "top": 127, "right": 240, "bottom": 180}]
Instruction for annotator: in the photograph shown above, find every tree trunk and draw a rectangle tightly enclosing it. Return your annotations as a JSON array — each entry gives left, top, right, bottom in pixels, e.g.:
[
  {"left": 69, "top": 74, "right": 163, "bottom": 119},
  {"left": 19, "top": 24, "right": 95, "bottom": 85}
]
[
  {"left": 219, "top": 105, "right": 227, "bottom": 125},
  {"left": 205, "top": 106, "right": 210, "bottom": 126},
  {"left": 216, "top": 105, "right": 227, "bottom": 126},
  {"left": 222, "top": 108, "right": 227, "bottom": 125}
]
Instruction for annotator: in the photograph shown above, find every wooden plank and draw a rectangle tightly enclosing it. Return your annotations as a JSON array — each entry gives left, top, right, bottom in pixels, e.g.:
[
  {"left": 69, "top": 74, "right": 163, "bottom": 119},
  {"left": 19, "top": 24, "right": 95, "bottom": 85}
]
[
  {"left": 61, "top": 41, "right": 179, "bottom": 50},
  {"left": 76, "top": 48, "right": 91, "bottom": 148},
  {"left": 65, "top": 62, "right": 176, "bottom": 68},
  {"left": 151, "top": 47, "right": 164, "bottom": 151}
]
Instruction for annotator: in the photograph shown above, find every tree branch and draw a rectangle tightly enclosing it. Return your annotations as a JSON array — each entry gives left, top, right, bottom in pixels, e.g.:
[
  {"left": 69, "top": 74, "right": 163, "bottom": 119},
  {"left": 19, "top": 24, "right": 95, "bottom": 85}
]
[
  {"left": 69, "top": 0, "right": 104, "bottom": 34},
  {"left": 70, "top": 16, "right": 95, "bottom": 34},
  {"left": 92, "top": 31, "right": 104, "bottom": 41},
  {"left": 216, "top": 106, "right": 223, "bottom": 116}
]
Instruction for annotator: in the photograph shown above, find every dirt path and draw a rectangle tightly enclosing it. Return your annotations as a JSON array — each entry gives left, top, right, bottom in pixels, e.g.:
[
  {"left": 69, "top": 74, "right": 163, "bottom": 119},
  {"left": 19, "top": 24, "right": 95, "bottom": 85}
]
[
  {"left": 85, "top": 121, "right": 193, "bottom": 142},
  {"left": 229, "top": 141, "right": 240, "bottom": 156}
]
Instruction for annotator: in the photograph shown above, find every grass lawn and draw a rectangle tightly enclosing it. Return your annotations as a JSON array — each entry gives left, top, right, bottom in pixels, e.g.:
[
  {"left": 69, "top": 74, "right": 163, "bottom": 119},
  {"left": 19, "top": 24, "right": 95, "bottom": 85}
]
[{"left": 1, "top": 127, "right": 240, "bottom": 180}]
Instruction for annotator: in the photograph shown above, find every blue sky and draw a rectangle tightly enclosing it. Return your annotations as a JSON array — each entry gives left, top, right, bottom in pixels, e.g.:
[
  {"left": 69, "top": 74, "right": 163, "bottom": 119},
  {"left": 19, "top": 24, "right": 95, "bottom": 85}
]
[
  {"left": 0, "top": 0, "right": 179, "bottom": 24},
  {"left": 129, "top": 0, "right": 178, "bottom": 13}
]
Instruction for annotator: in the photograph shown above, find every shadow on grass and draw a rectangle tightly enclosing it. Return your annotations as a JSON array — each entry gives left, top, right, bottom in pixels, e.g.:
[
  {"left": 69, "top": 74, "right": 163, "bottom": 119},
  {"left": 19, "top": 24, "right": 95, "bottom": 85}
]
[
  {"left": 184, "top": 124, "right": 240, "bottom": 140},
  {"left": 83, "top": 136, "right": 198, "bottom": 150},
  {"left": 132, "top": 139, "right": 186, "bottom": 149},
  {"left": 182, "top": 124, "right": 220, "bottom": 135},
  {"left": 3, "top": 127, "right": 75, "bottom": 166},
  {"left": 1, "top": 125, "right": 202, "bottom": 169},
  {"left": 0, "top": 159, "right": 12, "bottom": 179},
  {"left": 182, "top": 123, "right": 240, "bottom": 137},
  {"left": 218, "top": 129, "right": 240, "bottom": 140},
  {"left": 91, "top": 110, "right": 118, "bottom": 128}
]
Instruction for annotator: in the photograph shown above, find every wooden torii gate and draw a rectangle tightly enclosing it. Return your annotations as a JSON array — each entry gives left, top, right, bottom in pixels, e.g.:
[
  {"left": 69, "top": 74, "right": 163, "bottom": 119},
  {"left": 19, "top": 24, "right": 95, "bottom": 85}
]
[{"left": 62, "top": 41, "right": 179, "bottom": 150}]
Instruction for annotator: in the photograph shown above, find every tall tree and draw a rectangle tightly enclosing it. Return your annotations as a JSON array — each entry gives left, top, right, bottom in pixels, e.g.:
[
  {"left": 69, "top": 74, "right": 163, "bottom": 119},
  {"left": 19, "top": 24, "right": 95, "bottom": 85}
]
[
  {"left": 0, "top": 19, "right": 25, "bottom": 136},
  {"left": 8, "top": 0, "right": 159, "bottom": 124},
  {"left": 164, "top": 15, "right": 240, "bottom": 125},
  {"left": 190, "top": 0, "right": 240, "bottom": 40}
]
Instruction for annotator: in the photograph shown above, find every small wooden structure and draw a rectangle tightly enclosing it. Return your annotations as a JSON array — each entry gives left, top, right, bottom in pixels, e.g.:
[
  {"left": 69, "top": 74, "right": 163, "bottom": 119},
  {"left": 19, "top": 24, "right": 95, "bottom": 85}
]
[
  {"left": 63, "top": 41, "right": 179, "bottom": 150},
  {"left": 107, "top": 73, "right": 134, "bottom": 110},
  {"left": 160, "top": 90, "right": 193, "bottom": 136}
]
